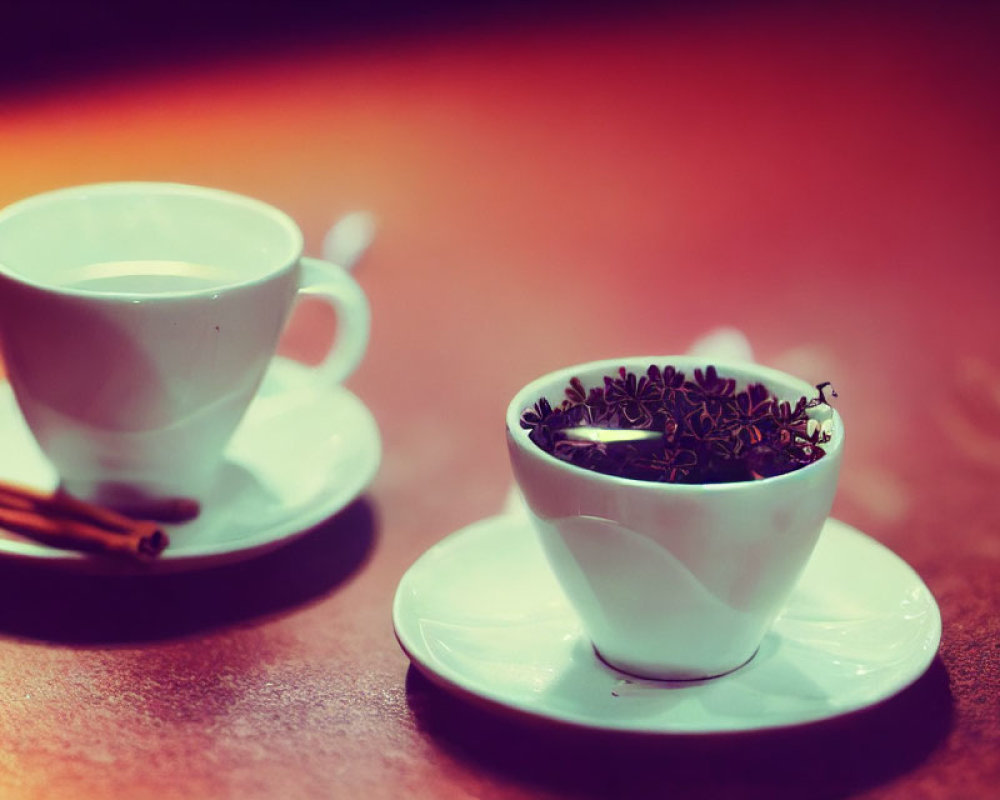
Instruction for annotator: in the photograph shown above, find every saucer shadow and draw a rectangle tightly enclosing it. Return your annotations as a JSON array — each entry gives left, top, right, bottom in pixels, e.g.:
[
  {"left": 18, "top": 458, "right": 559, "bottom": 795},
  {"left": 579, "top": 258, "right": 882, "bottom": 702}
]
[
  {"left": 405, "top": 656, "right": 954, "bottom": 800},
  {"left": 0, "top": 497, "right": 378, "bottom": 643}
]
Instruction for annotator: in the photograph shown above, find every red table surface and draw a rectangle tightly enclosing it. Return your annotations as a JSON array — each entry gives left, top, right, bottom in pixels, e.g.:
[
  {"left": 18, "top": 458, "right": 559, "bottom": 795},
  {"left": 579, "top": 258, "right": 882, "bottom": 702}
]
[{"left": 0, "top": 2, "right": 997, "bottom": 798}]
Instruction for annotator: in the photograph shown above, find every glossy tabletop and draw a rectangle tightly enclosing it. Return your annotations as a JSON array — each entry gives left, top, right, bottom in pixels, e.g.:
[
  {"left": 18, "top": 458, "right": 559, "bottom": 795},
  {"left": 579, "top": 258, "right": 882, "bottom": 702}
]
[{"left": 0, "top": 2, "right": 997, "bottom": 798}]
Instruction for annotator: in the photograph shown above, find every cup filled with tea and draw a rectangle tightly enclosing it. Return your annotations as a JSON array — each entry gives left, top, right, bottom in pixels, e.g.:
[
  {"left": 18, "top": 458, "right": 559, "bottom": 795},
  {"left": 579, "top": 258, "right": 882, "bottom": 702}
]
[
  {"left": 0, "top": 182, "right": 369, "bottom": 518},
  {"left": 506, "top": 356, "right": 843, "bottom": 680}
]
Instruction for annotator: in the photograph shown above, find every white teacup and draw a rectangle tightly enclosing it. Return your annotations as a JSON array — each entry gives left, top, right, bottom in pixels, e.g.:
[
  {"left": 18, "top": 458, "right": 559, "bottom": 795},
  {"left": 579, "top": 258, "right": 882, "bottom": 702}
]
[
  {"left": 0, "top": 182, "right": 369, "bottom": 513},
  {"left": 506, "top": 356, "right": 844, "bottom": 680}
]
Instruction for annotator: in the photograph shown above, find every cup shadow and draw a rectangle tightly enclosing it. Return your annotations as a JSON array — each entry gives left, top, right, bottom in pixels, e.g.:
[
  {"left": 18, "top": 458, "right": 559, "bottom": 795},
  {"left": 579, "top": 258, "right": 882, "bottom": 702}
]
[
  {"left": 404, "top": 655, "right": 954, "bottom": 800},
  {"left": 0, "top": 496, "right": 378, "bottom": 644}
]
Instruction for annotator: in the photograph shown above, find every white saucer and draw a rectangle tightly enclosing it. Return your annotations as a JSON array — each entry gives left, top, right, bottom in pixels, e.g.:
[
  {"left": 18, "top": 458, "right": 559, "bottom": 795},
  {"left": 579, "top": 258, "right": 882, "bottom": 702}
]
[
  {"left": 393, "top": 513, "right": 941, "bottom": 734},
  {"left": 0, "top": 357, "right": 381, "bottom": 572}
]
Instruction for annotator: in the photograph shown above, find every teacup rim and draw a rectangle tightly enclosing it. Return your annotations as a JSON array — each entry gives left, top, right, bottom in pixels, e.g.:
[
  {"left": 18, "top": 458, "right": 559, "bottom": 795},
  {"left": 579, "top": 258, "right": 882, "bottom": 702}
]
[
  {"left": 0, "top": 181, "right": 304, "bottom": 301},
  {"left": 506, "top": 354, "right": 844, "bottom": 491}
]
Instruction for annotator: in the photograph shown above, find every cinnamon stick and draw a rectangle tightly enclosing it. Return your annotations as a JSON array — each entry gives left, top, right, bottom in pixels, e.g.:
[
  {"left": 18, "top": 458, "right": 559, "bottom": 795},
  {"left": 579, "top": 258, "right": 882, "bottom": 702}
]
[
  {"left": 106, "top": 496, "right": 201, "bottom": 524},
  {"left": 0, "top": 481, "right": 171, "bottom": 560}
]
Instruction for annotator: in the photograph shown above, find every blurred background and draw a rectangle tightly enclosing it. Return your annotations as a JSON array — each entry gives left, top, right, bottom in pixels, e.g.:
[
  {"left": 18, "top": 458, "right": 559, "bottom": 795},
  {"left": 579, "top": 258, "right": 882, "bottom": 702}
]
[{"left": 4, "top": 0, "right": 665, "bottom": 89}]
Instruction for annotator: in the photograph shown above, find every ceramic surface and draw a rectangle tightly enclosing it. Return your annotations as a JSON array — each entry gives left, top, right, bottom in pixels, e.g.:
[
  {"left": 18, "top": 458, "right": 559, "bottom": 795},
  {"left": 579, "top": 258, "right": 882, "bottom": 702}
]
[
  {"left": 0, "top": 183, "right": 369, "bottom": 506},
  {"left": 0, "top": 357, "right": 381, "bottom": 572},
  {"left": 393, "top": 512, "right": 941, "bottom": 733},
  {"left": 506, "top": 356, "right": 844, "bottom": 679}
]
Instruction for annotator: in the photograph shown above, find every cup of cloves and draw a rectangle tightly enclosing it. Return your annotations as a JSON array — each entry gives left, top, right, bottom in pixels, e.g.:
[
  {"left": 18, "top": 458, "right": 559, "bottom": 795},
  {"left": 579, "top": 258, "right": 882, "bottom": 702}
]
[{"left": 506, "top": 356, "right": 844, "bottom": 680}]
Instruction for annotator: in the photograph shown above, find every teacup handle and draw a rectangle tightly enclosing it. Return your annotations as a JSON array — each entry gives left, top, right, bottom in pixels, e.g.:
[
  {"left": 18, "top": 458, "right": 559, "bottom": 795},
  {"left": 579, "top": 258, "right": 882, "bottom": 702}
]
[{"left": 296, "top": 256, "right": 371, "bottom": 386}]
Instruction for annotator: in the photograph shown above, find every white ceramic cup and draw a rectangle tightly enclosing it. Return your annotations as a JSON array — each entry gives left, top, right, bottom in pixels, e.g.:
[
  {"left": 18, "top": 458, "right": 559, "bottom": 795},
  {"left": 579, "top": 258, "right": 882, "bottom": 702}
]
[
  {"left": 0, "top": 182, "right": 369, "bottom": 512},
  {"left": 506, "top": 356, "right": 844, "bottom": 680}
]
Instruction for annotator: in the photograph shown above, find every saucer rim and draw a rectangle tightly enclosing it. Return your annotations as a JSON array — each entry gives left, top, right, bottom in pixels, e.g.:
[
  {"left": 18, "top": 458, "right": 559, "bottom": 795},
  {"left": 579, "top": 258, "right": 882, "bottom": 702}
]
[
  {"left": 0, "top": 357, "right": 381, "bottom": 573},
  {"left": 393, "top": 513, "right": 942, "bottom": 735}
]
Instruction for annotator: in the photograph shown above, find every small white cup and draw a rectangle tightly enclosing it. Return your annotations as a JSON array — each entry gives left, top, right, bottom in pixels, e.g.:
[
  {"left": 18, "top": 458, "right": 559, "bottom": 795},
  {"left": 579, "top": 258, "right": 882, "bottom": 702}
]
[
  {"left": 506, "top": 356, "right": 843, "bottom": 680},
  {"left": 0, "top": 182, "right": 369, "bottom": 512}
]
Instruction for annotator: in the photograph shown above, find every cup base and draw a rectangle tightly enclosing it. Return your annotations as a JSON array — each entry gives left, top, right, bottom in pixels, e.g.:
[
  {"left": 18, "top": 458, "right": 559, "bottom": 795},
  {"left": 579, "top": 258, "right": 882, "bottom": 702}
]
[{"left": 593, "top": 644, "right": 759, "bottom": 682}]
